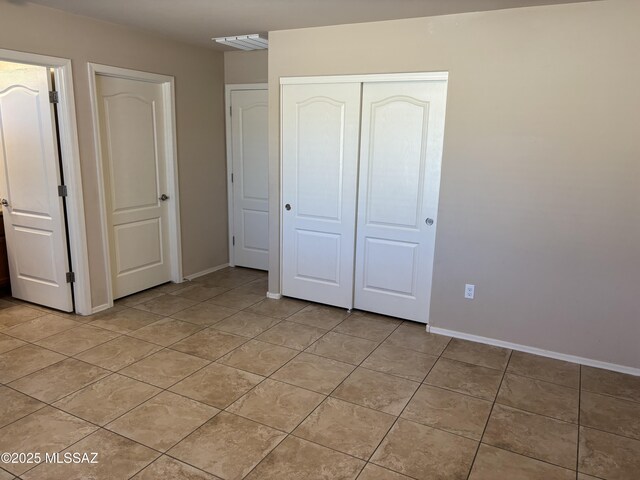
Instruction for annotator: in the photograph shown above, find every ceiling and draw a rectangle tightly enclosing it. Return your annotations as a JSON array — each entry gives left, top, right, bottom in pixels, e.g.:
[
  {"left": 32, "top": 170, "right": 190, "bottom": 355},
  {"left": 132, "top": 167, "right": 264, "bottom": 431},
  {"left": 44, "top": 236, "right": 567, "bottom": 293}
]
[{"left": 23, "top": 0, "right": 592, "bottom": 50}]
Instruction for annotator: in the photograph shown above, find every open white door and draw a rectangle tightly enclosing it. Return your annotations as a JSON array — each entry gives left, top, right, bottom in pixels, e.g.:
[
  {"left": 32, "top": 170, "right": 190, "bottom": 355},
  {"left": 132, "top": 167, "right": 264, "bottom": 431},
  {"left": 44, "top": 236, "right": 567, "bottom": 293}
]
[
  {"left": 95, "top": 75, "right": 172, "bottom": 299},
  {"left": 230, "top": 88, "right": 269, "bottom": 270},
  {"left": 281, "top": 83, "right": 361, "bottom": 309},
  {"left": 0, "top": 63, "right": 73, "bottom": 311},
  {"left": 354, "top": 80, "right": 448, "bottom": 323}
]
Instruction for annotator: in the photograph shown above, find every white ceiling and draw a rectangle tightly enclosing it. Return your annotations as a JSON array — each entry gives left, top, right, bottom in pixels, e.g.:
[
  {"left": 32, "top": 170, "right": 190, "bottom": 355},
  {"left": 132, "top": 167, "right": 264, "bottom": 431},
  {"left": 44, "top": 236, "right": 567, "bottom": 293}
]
[{"left": 24, "top": 0, "right": 592, "bottom": 50}]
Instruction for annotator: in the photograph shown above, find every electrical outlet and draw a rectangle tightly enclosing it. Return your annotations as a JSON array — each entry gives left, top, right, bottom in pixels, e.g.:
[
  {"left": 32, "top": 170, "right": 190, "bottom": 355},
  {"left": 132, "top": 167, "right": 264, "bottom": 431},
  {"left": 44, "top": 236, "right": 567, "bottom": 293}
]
[{"left": 465, "top": 284, "right": 475, "bottom": 299}]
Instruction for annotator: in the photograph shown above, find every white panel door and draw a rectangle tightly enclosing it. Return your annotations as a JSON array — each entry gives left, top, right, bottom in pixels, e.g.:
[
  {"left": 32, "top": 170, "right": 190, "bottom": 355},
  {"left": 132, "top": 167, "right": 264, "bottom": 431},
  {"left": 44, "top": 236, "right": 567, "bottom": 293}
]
[
  {"left": 354, "top": 81, "right": 448, "bottom": 323},
  {"left": 282, "top": 83, "right": 361, "bottom": 308},
  {"left": 0, "top": 64, "right": 73, "bottom": 311},
  {"left": 96, "top": 75, "right": 171, "bottom": 299},
  {"left": 231, "top": 89, "right": 269, "bottom": 270}
]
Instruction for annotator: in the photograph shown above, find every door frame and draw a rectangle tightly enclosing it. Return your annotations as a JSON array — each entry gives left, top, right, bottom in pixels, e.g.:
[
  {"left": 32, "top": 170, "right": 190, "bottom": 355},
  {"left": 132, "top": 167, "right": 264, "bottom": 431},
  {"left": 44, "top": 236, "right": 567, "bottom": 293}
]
[
  {"left": 88, "top": 63, "right": 182, "bottom": 309},
  {"left": 0, "top": 48, "right": 91, "bottom": 315},
  {"left": 224, "top": 83, "right": 268, "bottom": 267},
  {"left": 278, "top": 71, "right": 449, "bottom": 318}
]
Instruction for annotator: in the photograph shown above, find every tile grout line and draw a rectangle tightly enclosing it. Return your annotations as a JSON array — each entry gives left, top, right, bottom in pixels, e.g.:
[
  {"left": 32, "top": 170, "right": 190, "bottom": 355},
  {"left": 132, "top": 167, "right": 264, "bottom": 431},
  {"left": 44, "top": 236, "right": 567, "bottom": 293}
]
[
  {"left": 501, "top": 366, "right": 582, "bottom": 391},
  {"left": 464, "top": 349, "right": 512, "bottom": 480},
  {"left": 3, "top": 270, "right": 637, "bottom": 478},
  {"left": 348, "top": 324, "right": 454, "bottom": 479},
  {"left": 237, "top": 311, "right": 408, "bottom": 480},
  {"left": 473, "top": 443, "right": 580, "bottom": 475},
  {"left": 576, "top": 364, "right": 582, "bottom": 479},
  {"left": 307, "top": 319, "right": 418, "bottom": 472},
  {"left": 225, "top": 369, "right": 503, "bottom": 447},
  {"left": 7, "top": 271, "right": 262, "bottom": 478},
  {"left": 567, "top": 423, "right": 640, "bottom": 445},
  {"left": 4, "top": 292, "right": 477, "bottom": 480},
  {"left": 4, "top": 321, "right": 547, "bottom": 439},
  {"left": 0, "top": 303, "right": 182, "bottom": 383},
  {"left": 213, "top": 302, "right": 354, "bottom": 477},
  {"left": 491, "top": 400, "right": 580, "bottom": 426},
  {"left": 221, "top": 304, "right": 358, "bottom": 408},
  {"left": 92, "top": 278, "right": 281, "bottom": 425},
  {"left": 7, "top": 407, "right": 104, "bottom": 478},
  {"left": 153, "top": 284, "right": 308, "bottom": 479},
  {"left": 0, "top": 394, "right": 49, "bottom": 430},
  {"left": 3, "top": 319, "right": 103, "bottom": 349},
  {"left": 361, "top": 348, "right": 444, "bottom": 479},
  {"left": 4, "top": 359, "right": 115, "bottom": 404},
  {"left": 97, "top": 285, "right": 298, "bottom": 412},
  {"left": 121, "top": 276, "right": 312, "bottom": 478},
  {"left": 8, "top": 344, "right": 640, "bottom": 476},
  {"left": 0, "top": 269, "right": 267, "bottom": 478},
  {"left": 469, "top": 352, "right": 593, "bottom": 475}
]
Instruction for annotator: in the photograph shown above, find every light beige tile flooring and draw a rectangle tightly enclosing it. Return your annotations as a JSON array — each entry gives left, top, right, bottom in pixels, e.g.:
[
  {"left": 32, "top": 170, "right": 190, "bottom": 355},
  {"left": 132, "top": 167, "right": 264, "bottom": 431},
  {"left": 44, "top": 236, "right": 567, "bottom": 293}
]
[{"left": 0, "top": 267, "right": 638, "bottom": 479}]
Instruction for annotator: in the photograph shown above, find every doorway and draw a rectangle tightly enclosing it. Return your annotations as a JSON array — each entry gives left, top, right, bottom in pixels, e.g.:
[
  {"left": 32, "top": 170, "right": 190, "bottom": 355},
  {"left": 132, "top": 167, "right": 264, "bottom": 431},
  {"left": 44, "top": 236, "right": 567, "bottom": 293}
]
[
  {"left": 225, "top": 84, "right": 269, "bottom": 271},
  {"left": 0, "top": 50, "right": 90, "bottom": 314},
  {"left": 89, "top": 64, "right": 182, "bottom": 306}
]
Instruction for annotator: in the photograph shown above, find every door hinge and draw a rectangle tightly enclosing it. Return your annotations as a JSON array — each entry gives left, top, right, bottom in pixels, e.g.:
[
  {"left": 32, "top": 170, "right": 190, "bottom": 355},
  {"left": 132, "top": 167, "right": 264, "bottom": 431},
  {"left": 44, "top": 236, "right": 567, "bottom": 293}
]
[
  {"left": 231, "top": 173, "right": 234, "bottom": 183},
  {"left": 232, "top": 236, "right": 235, "bottom": 246},
  {"left": 230, "top": 106, "right": 232, "bottom": 116},
  {"left": 58, "top": 185, "right": 68, "bottom": 197},
  {"left": 49, "top": 90, "right": 59, "bottom": 104},
  {"left": 66, "top": 272, "right": 75, "bottom": 283}
]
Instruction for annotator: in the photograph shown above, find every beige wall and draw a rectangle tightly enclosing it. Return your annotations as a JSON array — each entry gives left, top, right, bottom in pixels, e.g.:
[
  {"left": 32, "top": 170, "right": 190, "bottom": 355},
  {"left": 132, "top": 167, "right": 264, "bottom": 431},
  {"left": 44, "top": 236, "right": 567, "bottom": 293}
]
[
  {"left": 224, "top": 50, "right": 268, "bottom": 84},
  {"left": 0, "top": 2, "right": 228, "bottom": 308},
  {"left": 268, "top": 0, "right": 640, "bottom": 369}
]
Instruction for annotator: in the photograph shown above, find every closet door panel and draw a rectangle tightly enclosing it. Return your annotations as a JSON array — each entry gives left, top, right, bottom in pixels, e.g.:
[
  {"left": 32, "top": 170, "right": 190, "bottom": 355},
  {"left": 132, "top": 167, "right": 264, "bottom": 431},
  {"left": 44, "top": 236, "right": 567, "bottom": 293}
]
[
  {"left": 363, "top": 238, "right": 418, "bottom": 296},
  {"left": 281, "top": 83, "right": 361, "bottom": 308},
  {"left": 354, "top": 80, "right": 448, "bottom": 323},
  {"left": 366, "top": 99, "right": 426, "bottom": 228}
]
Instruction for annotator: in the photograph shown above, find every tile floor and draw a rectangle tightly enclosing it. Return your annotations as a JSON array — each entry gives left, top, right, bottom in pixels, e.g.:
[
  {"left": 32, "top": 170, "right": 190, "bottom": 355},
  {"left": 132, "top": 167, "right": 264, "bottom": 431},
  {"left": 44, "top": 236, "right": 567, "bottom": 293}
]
[{"left": 0, "top": 267, "right": 638, "bottom": 479}]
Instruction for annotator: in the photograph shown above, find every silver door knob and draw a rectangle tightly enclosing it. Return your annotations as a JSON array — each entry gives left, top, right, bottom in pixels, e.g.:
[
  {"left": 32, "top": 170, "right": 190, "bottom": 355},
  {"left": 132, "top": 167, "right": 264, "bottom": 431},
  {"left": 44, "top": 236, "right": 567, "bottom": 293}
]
[
  {"left": 425, "top": 218, "right": 434, "bottom": 226},
  {"left": 159, "top": 194, "right": 169, "bottom": 201},
  {"left": 0, "top": 199, "right": 8, "bottom": 207},
  {"left": 285, "top": 204, "right": 291, "bottom": 211}
]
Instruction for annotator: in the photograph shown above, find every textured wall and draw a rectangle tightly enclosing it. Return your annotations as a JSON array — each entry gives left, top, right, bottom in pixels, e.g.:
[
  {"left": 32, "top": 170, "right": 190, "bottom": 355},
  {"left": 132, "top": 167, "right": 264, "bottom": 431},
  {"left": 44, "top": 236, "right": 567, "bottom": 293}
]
[
  {"left": 267, "top": 0, "right": 640, "bottom": 369},
  {"left": 0, "top": 2, "right": 228, "bottom": 308},
  {"left": 224, "top": 50, "right": 268, "bottom": 84}
]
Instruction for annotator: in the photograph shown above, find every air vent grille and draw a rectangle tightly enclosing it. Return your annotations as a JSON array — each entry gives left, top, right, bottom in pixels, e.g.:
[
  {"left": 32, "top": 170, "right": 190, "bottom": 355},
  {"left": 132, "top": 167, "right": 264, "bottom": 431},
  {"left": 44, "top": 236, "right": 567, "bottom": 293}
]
[{"left": 213, "top": 34, "right": 268, "bottom": 51}]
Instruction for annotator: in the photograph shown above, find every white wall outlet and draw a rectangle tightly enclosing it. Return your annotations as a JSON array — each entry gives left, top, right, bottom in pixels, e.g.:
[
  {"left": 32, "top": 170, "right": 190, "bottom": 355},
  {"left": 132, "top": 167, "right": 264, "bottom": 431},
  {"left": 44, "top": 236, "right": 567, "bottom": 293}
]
[{"left": 465, "top": 284, "right": 475, "bottom": 299}]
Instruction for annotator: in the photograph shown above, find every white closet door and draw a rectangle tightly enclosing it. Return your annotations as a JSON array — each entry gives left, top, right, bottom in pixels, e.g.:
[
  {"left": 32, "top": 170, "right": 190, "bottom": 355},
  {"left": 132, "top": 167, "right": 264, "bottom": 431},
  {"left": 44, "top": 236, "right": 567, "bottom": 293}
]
[
  {"left": 95, "top": 75, "right": 171, "bottom": 299},
  {"left": 281, "top": 83, "right": 361, "bottom": 308},
  {"left": 231, "top": 89, "right": 269, "bottom": 270},
  {"left": 0, "top": 64, "right": 73, "bottom": 311},
  {"left": 354, "top": 80, "right": 448, "bottom": 323}
]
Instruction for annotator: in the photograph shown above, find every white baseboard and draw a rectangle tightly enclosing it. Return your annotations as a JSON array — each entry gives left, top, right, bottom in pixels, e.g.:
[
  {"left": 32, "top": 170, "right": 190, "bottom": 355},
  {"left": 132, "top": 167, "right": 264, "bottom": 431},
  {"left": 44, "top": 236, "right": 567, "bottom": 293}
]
[
  {"left": 183, "top": 263, "right": 229, "bottom": 281},
  {"left": 428, "top": 325, "right": 640, "bottom": 377},
  {"left": 266, "top": 292, "right": 282, "bottom": 300},
  {"left": 91, "top": 303, "right": 111, "bottom": 315}
]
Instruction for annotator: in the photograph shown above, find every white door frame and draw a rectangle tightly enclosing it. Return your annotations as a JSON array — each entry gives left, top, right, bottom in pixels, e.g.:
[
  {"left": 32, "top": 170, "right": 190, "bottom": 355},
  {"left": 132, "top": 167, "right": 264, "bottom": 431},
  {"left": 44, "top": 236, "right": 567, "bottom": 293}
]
[
  {"left": 0, "top": 48, "right": 91, "bottom": 315},
  {"left": 88, "top": 63, "right": 182, "bottom": 309},
  {"left": 278, "top": 71, "right": 449, "bottom": 318},
  {"left": 224, "top": 83, "right": 268, "bottom": 267}
]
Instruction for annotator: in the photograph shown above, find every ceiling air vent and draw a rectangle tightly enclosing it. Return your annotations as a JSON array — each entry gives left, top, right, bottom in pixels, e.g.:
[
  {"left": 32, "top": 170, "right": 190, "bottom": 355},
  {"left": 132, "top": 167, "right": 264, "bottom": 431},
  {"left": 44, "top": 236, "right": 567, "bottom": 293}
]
[{"left": 213, "top": 34, "right": 268, "bottom": 51}]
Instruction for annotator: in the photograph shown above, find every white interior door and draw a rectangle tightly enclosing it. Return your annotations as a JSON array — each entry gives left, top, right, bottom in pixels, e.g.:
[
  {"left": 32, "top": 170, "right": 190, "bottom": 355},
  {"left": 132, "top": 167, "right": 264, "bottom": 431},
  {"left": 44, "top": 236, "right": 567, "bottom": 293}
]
[
  {"left": 231, "top": 88, "right": 269, "bottom": 270},
  {"left": 354, "top": 80, "right": 448, "bottom": 323},
  {"left": 95, "top": 74, "right": 171, "bottom": 299},
  {"left": 0, "top": 63, "right": 73, "bottom": 312},
  {"left": 281, "top": 83, "right": 361, "bottom": 309}
]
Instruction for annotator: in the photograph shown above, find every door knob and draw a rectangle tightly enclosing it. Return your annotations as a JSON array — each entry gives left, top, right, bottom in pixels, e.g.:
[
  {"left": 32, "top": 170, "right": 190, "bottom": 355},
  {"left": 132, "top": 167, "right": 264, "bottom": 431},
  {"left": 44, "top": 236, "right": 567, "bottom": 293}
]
[
  {"left": 285, "top": 204, "right": 291, "bottom": 211},
  {"left": 425, "top": 218, "right": 434, "bottom": 226},
  {"left": 0, "top": 199, "right": 8, "bottom": 207},
  {"left": 159, "top": 194, "right": 169, "bottom": 201}
]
